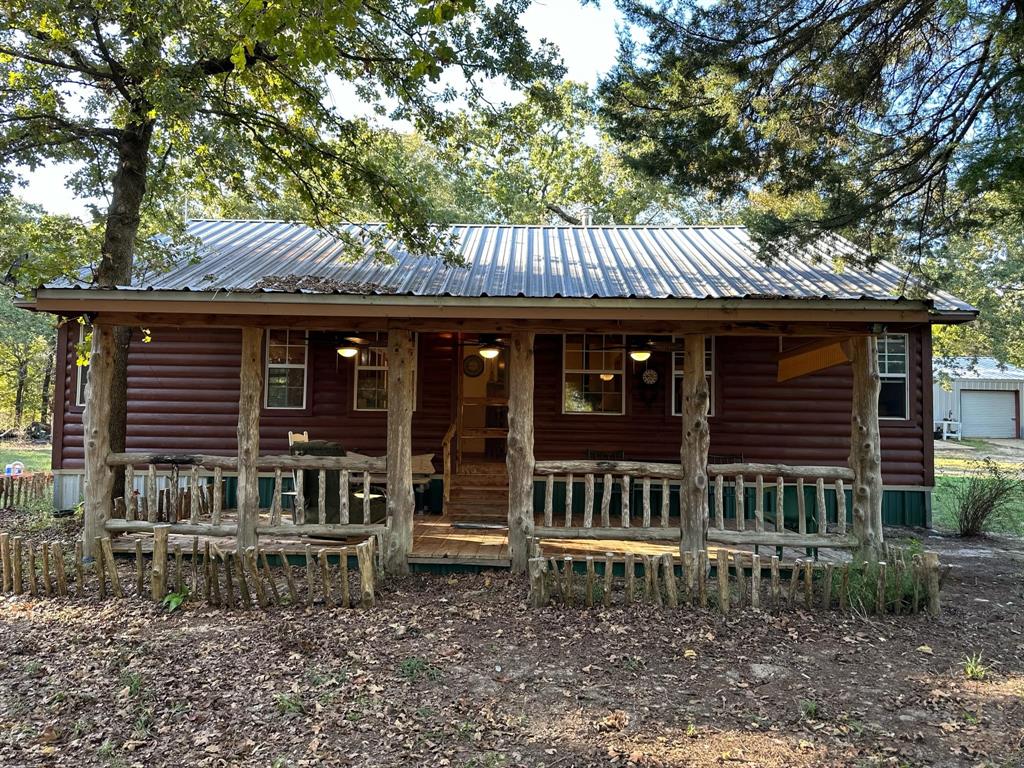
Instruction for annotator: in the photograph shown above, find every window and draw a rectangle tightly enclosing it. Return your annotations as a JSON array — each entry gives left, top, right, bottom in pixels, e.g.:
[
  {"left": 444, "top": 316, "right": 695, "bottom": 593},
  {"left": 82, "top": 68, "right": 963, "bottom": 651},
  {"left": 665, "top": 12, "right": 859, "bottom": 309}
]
[
  {"left": 878, "top": 333, "right": 908, "bottom": 419},
  {"left": 265, "top": 330, "right": 307, "bottom": 409},
  {"left": 353, "top": 338, "right": 417, "bottom": 411},
  {"left": 563, "top": 334, "right": 625, "bottom": 414},
  {"left": 672, "top": 336, "right": 715, "bottom": 416},
  {"left": 75, "top": 323, "right": 90, "bottom": 407}
]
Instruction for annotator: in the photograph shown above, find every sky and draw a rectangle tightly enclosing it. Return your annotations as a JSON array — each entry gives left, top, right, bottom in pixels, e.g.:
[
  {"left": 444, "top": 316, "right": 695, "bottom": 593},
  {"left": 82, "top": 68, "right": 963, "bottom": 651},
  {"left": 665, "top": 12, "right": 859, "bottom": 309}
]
[{"left": 16, "top": 0, "right": 623, "bottom": 219}]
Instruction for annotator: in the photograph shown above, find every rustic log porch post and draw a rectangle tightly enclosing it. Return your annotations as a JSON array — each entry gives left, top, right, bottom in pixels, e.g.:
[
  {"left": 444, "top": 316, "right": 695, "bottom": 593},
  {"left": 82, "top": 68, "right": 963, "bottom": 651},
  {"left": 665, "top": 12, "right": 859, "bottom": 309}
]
[
  {"left": 845, "top": 335, "right": 884, "bottom": 559},
  {"left": 384, "top": 329, "right": 416, "bottom": 574},
  {"left": 679, "top": 334, "right": 709, "bottom": 562},
  {"left": 507, "top": 331, "right": 535, "bottom": 574},
  {"left": 82, "top": 324, "right": 116, "bottom": 560},
  {"left": 236, "top": 327, "right": 264, "bottom": 552}
]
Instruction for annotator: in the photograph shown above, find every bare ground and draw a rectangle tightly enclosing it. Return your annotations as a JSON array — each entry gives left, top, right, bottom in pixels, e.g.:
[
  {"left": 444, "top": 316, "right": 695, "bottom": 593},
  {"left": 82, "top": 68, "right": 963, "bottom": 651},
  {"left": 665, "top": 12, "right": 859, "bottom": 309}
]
[{"left": 0, "top": 519, "right": 1022, "bottom": 768}]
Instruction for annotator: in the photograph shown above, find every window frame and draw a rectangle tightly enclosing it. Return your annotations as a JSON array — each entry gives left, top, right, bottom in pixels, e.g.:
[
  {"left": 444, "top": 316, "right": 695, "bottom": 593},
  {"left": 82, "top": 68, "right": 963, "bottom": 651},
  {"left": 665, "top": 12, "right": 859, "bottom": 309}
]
[
  {"left": 671, "top": 336, "right": 715, "bottom": 417},
  {"left": 352, "top": 335, "right": 418, "bottom": 412},
  {"left": 877, "top": 332, "right": 910, "bottom": 421},
  {"left": 263, "top": 329, "right": 309, "bottom": 410},
  {"left": 75, "top": 323, "right": 90, "bottom": 407},
  {"left": 561, "top": 333, "right": 627, "bottom": 416}
]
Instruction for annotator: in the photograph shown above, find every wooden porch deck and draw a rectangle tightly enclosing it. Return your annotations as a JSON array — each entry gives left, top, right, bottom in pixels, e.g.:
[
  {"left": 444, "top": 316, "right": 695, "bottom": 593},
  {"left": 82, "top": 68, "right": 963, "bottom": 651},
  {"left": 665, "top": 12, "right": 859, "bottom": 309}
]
[{"left": 109, "top": 513, "right": 847, "bottom": 568}]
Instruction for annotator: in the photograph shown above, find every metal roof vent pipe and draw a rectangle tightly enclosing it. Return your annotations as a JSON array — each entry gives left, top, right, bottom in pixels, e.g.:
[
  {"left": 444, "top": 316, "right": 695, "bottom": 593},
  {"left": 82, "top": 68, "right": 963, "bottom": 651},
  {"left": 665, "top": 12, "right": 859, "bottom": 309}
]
[{"left": 581, "top": 206, "right": 594, "bottom": 226}]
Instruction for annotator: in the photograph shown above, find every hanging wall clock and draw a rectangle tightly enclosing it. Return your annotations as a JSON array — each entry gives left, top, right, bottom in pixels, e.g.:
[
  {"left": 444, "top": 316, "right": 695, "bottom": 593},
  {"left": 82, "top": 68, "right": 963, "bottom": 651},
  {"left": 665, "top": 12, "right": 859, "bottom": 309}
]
[{"left": 463, "top": 354, "right": 485, "bottom": 377}]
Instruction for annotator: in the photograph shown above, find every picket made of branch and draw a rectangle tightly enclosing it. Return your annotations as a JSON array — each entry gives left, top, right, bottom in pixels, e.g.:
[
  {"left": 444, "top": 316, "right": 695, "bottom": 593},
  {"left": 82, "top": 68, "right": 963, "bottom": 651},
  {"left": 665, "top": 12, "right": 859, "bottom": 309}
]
[
  {"left": 0, "top": 533, "right": 377, "bottom": 610},
  {"left": 527, "top": 543, "right": 943, "bottom": 616},
  {"left": 0, "top": 472, "right": 54, "bottom": 510}
]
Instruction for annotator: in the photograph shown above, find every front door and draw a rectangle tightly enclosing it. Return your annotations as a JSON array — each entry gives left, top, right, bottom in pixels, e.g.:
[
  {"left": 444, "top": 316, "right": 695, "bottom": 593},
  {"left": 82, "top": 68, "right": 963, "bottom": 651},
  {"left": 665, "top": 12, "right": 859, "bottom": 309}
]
[{"left": 457, "top": 339, "right": 509, "bottom": 466}]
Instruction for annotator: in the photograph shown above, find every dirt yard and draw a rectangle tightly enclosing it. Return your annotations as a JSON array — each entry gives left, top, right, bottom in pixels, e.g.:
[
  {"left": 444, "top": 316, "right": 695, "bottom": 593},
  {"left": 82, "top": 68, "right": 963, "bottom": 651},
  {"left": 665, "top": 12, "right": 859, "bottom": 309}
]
[
  {"left": 1, "top": 520, "right": 1022, "bottom": 768},
  {"left": 934, "top": 438, "right": 1024, "bottom": 475}
]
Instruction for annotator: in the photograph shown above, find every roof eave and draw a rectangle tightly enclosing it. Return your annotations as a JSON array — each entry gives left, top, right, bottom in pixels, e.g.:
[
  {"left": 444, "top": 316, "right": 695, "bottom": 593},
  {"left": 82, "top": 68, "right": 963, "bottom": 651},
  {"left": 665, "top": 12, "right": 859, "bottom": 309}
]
[
  {"left": 928, "top": 309, "right": 979, "bottom": 326},
  {"left": 30, "top": 287, "right": 940, "bottom": 323}
]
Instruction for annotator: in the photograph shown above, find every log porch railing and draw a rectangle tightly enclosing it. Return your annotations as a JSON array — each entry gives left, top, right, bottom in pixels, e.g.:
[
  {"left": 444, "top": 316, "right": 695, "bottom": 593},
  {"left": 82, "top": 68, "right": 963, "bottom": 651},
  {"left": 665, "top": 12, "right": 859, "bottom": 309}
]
[
  {"left": 102, "top": 453, "right": 389, "bottom": 553},
  {"left": 533, "top": 459, "right": 858, "bottom": 551},
  {"left": 534, "top": 460, "right": 682, "bottom": 541},
  {"left": 706, "top": 463, "right": 856, "bottom": 548}
]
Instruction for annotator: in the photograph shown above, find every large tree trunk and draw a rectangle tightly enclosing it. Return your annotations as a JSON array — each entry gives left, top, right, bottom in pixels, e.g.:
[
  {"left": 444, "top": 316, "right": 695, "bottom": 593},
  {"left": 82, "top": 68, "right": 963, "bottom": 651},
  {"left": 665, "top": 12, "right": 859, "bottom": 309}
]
[
  {"left": 39, "top": 333, "right": 55, "bottom": 426},
  {"left": 13, "top": 358, "right": 27, "bottom": 429},
  {"left": 845, "top": 336, "right": 884, "bottom": 560},
  {"left": 679, "top": 334, "right": 709, "bottom": 562},
  {"left": 96, "top": 120, "right": 155, "bottom": 501},
  {"left": 506, "top": 331, "right": 536, "bottom": 573},
  {"left": 384, "top": 329, "right": 416, "bottom": 575}
]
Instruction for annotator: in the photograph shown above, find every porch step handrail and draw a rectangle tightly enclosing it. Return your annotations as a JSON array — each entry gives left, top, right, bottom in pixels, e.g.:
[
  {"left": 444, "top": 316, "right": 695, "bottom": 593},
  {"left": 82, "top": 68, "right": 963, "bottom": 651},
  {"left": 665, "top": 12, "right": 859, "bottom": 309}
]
[{"left": 441, "top": 420, "right": 457, "bottom": 507}]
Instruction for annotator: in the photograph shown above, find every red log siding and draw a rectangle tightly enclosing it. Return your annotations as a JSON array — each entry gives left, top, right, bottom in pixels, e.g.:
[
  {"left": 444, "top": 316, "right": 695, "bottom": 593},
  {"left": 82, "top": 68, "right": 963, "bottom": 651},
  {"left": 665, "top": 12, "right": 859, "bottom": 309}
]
[
  {"left": 57, "top": 329, "right": 455, "bottom": 467},
  {"left": 55, "top": 326, "right": 932, "bottom": 487}
]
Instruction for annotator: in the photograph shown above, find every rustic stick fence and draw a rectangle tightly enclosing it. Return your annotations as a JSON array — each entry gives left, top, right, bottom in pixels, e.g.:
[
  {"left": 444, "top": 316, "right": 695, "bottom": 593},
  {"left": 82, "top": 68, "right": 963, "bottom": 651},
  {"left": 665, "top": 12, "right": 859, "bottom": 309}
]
[
  {"left": 0, "top": 472, "right": 54, "bottom": 510},
  {"left": 0, "top": 528, "right": 377, "bottom": 610},
  {"left": 527, "top": 543, "right": 942, "bottom": 616}
]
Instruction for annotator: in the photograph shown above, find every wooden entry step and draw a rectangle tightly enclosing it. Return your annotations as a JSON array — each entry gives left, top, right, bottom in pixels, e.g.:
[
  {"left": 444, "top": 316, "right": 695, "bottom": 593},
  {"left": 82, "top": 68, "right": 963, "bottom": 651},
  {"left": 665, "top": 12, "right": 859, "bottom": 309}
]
[{"left": 446, "top": 462, "right": 508, "bottom": 524}]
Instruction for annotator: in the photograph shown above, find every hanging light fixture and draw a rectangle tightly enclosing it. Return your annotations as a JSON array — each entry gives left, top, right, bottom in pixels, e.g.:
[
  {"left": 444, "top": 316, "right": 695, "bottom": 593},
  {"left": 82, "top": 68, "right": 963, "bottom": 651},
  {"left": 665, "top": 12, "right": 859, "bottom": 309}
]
[
  {"left": 629, "top": 349, "right": 652, "bottom": 362},
  {"left": 599, "top": 373, "right": 615, "bottom": 382},
  {"left": 337, "top": 344, "right": 359, "bottom": 358},
  {"left": 478, "top": 334, "right": 501, "bottom": 359}
]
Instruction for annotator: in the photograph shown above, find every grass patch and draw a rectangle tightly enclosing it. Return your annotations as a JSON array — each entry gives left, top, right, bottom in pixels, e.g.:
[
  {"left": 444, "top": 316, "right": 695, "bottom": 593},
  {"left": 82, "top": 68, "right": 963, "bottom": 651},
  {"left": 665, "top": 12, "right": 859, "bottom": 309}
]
[
  {"left": 933, "top": 475, "right": 1024, "bottom": 536},
  {"left": 963, "top": 653, "right": 990, "bottom": 681},
  {"left": 397, "top": 656, "right": 440, "bottom": 682},
  {"left": 0, "top": 443, "right": 51, "bottom": 473}
]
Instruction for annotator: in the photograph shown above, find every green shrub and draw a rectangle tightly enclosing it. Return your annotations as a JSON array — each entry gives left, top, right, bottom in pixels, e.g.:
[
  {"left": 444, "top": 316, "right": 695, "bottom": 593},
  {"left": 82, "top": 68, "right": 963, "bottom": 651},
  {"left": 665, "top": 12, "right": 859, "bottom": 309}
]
[{"left": 941, "top": 459, "right": 1023, "bottom": 537}]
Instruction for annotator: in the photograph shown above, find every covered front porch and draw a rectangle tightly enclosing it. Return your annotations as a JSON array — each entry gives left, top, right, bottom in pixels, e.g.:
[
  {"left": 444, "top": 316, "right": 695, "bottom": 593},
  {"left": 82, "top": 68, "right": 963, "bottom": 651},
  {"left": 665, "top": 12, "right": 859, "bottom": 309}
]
[{"left": 79, "top": 317, "right": 892, "bottom": 575}]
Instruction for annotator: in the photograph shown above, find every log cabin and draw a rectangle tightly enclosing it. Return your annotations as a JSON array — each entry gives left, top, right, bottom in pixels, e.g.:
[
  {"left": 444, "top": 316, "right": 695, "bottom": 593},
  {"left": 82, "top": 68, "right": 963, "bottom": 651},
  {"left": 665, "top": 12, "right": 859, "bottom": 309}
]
[{"left": 28, "top": 219, "right": 976, "bottom": 573}]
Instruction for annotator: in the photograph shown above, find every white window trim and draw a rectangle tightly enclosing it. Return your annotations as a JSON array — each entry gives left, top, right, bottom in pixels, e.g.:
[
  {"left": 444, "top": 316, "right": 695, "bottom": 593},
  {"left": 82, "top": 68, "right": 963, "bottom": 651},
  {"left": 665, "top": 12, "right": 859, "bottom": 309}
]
[
  {"left": 75, "top": 323, "right": 89, "bottom": 407},
  {"left": 672, "top": 336, "right": 715, "bottom": 417},
  {"left": 264, "top": 330, "right": 308, "bottom": 410},
  {"left": 562, "top": 333, "right": 626, "bottom": 416},
  {"left": 878, "top": 332, "right": 910, "bottom": 421},
  {"left": 353, "top": 336, "right": 418, "bottom": 412}
]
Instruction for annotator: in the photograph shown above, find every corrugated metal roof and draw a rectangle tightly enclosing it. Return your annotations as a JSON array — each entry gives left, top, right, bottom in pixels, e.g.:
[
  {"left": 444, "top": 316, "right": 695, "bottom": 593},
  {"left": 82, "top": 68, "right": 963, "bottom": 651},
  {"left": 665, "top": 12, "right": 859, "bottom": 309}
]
[
  {"left": 936, "top": 357, "right": 1024, "bottom": 381},
  {"left": 65, "top": 219, "right": 975, "bottom": 312}
]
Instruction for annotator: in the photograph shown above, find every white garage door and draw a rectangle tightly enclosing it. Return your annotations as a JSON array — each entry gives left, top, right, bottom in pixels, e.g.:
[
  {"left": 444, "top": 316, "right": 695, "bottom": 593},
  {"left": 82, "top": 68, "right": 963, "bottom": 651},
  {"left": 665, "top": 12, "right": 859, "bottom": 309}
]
[{"left": 961, "top": 391, "right": 1017, "bottom": 438}]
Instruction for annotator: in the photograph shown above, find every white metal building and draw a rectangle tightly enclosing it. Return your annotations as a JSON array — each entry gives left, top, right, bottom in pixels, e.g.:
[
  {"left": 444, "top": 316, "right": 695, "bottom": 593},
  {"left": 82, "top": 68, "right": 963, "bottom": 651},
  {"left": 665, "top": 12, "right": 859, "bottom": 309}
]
[{"left": 933, "top": 357, "right": 1024, "bottom": 438}]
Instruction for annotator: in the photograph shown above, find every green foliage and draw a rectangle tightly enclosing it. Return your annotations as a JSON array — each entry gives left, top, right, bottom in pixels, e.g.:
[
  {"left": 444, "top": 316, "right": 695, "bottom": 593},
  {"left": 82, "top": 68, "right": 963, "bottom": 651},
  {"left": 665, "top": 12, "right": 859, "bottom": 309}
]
[
  {"left": 0, "top": 0, "right": 560, "bottom": 274},
  {"left": 934, "top": 475, "right": 1024, "bottom": 536},
  {"left": 600, "top": 0, "right": 1024, "bottom": 262},
  {"left": 119, "top": 670, "right": 144, "bottom": 697},
  {"left": 834, "top": 553, "right": 922, "bottom": 614},
  {"left": 274, "top": 693, "right": 306, "bottom": 715},
  {"left": 927, "top": 206, "right": 1024, "bottom": 364},
  {"left": 0, "top": 285, "right": 56, "bottom": 429},
  {"left": 0, "top": 444, "right": 52, "bottom": 473},
  {"left": 161, "top": 588, "right": 189, "bottom": 613},
  {"left": 799, "top": 699, "right": 819, "bottom": 720},
  {"left": 938, "top": 459, "right": 1024, "bottom": 537},
  {"left": 397, "top": 656, "right": 440, "bottom": 682},
  {"left": 963, "top": 653, "right": 990, "bottom": 682}
]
